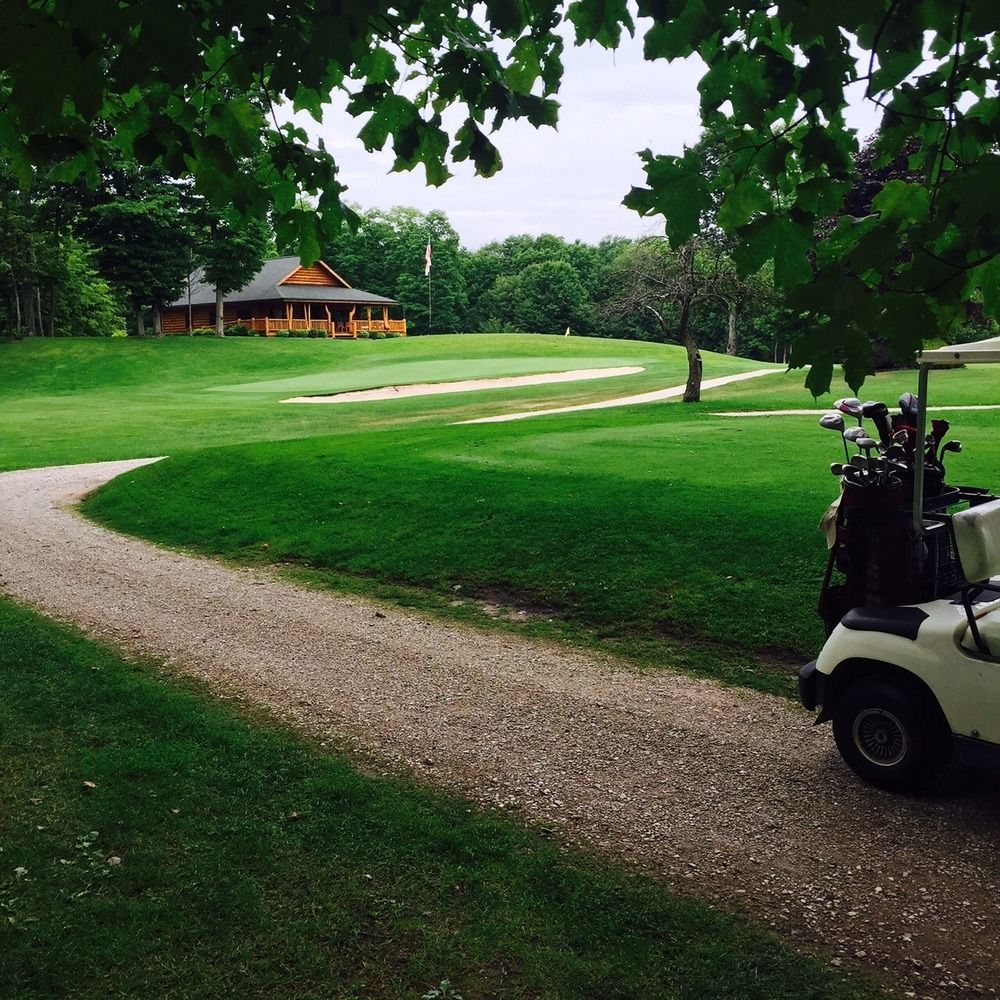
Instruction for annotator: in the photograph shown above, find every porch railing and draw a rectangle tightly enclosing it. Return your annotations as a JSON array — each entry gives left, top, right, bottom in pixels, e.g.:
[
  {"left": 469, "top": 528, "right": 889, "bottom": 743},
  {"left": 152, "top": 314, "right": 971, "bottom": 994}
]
[{"left": 241, "top": 317, "right": 406, "bottom": 337}]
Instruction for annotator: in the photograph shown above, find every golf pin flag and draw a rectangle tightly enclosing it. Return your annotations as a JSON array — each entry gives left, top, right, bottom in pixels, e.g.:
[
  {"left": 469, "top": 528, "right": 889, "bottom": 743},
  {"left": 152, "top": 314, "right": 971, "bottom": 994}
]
[{"left": 424, "top": 241, "right": 432, "bottom": 276}]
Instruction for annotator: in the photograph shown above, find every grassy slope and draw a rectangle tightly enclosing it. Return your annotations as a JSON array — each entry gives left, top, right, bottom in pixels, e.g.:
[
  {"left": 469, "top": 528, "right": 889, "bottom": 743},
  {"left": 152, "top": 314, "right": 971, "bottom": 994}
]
[
  {"left": 8, "top": 336, "right": 997, "bottom": 677},
  {"left": 69, "top": 339, "right": 1000, "bottom": 680},
  {"left": 0, "top": 598, "right": 880, "bottom": 999},
  {"left": 0, "top": 335, "right": 764, "bottom": 471}
]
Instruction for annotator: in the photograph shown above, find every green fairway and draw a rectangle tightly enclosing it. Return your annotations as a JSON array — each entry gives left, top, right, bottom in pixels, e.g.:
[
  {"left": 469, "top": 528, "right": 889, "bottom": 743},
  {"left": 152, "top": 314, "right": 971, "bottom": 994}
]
[
  {"left": 0, "top": 335, "right": 768, "bottom": 472},
  {"left": 0, "top": 598, "right": 880, "bottom": 1000},
  {"left": 32, "top": 335, "right": 990, "bottom": 688},
  {"left": 4, "top": 335, "right": 996, "bottom": 689},
  {"left": 3, "top": 335, "right": 987, "bottom": 995}
]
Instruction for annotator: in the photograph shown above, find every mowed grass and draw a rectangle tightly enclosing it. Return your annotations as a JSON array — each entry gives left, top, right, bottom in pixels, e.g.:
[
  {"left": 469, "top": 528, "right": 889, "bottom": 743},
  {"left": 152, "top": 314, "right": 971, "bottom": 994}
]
[
  {"left": 5, "top": 335, "right": 998, "bottom": 682},
  {"left": 0, "top": 598, "right": 881, "bottom": 1000},
  {"left": 0, "top": 334, "right": 768, "bottom": 471},
  {"left": 76, "top": 339, "right": 1000, "bottom": 685}
]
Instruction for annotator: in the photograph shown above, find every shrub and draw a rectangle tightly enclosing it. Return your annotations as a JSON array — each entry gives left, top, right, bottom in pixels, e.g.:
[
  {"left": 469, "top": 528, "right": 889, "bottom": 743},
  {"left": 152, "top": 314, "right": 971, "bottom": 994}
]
[
  {"left": 384, "top": 331, "right": 402, "bottom": 338},
  {"left": 306, "top": 328, "right": 327, "bottom": 338},
  {"left": 368, "top": 330, "right": 385, "bottom": 340},
  {"left": 224, "top": 324, "right": 252, "bottom": 337},
  {"left": 274, "top": 330, "right": 290, "bottom": 338},
  {"left": 191, "top": 327, "right": 216, "bottom": 337},
  {"left": 355, "top": 329, "right": 369, "bottom": 339}
]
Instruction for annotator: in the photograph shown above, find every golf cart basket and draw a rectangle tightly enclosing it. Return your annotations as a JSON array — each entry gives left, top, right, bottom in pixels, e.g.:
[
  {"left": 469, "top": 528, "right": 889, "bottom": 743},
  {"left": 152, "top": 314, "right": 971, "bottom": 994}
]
[{"left": 818, "top": 338, "right": 1000, "bottom": 635}]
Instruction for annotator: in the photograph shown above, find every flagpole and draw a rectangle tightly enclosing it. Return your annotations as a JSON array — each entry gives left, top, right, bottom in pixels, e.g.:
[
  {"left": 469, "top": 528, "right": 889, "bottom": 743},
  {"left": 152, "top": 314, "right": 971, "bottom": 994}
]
[{"left": 425, "top": 236, "right": 432, "bottom": 332}]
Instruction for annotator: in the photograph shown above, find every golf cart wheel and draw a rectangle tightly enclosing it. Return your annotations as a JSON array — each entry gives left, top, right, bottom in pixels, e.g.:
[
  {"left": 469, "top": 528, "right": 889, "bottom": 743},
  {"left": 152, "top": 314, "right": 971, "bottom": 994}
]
[{"left": 832, "top": 676, "right": 941, "bottom": 791}]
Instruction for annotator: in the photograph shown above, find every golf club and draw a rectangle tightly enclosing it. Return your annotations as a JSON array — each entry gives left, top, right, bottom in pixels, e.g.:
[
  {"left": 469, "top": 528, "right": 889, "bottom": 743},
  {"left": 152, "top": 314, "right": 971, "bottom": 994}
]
[
  {"left": 862, "top": 401, "right": 892, "bottom": 447},
  {"left": 898, "top": 392, "right": 920, "bottom": 425},
  {"left": 820, "top": 412, "right": 850, "bottom": 461},
  {"left": 836, "top": 397, "right": 864, "bottom": 426},
  {"left": 856, "top": 435, "right": 879, "bottom": 483}
]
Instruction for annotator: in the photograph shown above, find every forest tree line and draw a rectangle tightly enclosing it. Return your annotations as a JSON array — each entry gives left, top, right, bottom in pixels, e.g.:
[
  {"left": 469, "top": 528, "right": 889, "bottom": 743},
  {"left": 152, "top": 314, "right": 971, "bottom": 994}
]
[
  {"left": 4, "top": 140, "right": 992, "bottom": 363},
  {"left": 0, "top": 159, "right": 798, "bottom": 361}
]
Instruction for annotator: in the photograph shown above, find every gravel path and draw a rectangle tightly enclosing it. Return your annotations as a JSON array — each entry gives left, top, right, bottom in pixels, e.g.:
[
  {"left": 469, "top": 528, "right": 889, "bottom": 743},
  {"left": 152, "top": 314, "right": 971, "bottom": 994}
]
[{"left": 3, "top": 459, "right": 999, "bottom": 998}]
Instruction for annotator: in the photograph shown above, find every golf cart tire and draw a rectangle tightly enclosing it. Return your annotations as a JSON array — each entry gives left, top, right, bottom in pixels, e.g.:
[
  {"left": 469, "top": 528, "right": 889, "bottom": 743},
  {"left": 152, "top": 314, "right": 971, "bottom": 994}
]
[{"left": 832, "top": 675, "right": 945, "bottom": 792}]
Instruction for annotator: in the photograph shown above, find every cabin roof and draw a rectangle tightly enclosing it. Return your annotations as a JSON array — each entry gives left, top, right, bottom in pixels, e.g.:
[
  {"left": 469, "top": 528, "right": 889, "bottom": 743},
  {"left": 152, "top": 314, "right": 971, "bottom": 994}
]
[{"left": 169, "top": 256, "right": 397, "bottom": 308}]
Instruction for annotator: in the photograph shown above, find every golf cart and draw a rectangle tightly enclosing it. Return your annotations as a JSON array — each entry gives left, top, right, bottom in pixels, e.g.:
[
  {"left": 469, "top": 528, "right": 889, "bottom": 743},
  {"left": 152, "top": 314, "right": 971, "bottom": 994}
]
[{"left": 800, "top": 337, "right": 1000, "bottom": 791}]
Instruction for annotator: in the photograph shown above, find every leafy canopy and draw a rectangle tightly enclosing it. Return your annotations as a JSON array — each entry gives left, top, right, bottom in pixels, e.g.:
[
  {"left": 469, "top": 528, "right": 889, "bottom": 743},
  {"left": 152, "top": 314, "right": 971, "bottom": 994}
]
[{"left": 2, "top": 2, "right": 998, "bottom": 387}]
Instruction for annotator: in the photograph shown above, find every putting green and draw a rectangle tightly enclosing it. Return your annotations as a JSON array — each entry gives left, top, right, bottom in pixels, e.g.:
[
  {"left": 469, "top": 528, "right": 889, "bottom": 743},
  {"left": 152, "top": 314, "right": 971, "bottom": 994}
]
[{"left": 209, "top": 354, "right": 656, "bottom": 396}]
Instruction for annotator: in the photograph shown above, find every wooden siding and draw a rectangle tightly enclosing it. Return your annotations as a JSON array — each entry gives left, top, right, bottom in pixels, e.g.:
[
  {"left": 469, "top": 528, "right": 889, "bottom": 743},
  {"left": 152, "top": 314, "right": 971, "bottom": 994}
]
[
  {"left": 281, "top": 264, "right": 343, "bottom": 287},
  {"left": 162, "top": 307, "right": 210, "bottom": 333},
  {"left": 161, "top": 305, "right": 233, "bottom": 333}
]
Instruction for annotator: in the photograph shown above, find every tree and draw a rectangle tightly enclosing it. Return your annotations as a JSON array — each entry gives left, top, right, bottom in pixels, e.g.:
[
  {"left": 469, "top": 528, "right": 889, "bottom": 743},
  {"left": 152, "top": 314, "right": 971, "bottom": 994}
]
[
  {"left": 82, "top": 171, "right": 193, "bottom": 336},
  {"left": 621, "top": 4, "right": 1000, "bottom": 392},
  {"left": 612, "top": 238, "right": 743, "bottom": 402},
  {"left": 0, "top": 165, "right": 107, "bottom": 337},
  {"left": 487, "top": 260, "right": 591, "bottom": 332},
  {"left": 54, "top": 239, "right": 126, "bottom": 337},
  {"left": 2, "top": 3, "right": 997, "bottom": 385},
  {"left": 198, "top": 212, "right": 271, "bottom": 336},
  {"left": 328, "top": 207, "right": 467, "bottom": 333}
]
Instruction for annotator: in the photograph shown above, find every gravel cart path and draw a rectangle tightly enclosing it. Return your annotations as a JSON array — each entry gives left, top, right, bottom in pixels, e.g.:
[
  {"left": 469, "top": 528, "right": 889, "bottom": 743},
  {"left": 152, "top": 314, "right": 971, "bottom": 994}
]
[{"left": 3, "top": 459, "right": 999, "bottom": 999}]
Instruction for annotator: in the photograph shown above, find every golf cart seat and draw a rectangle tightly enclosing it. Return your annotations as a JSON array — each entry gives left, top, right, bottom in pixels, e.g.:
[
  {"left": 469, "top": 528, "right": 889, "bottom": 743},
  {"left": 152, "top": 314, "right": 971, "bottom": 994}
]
[
  {"left": 953, "top": 499, "right": 1000, "bottom": 657},
  {"left": 953, "top": 498, "right": 1000, "bottom": 584}
]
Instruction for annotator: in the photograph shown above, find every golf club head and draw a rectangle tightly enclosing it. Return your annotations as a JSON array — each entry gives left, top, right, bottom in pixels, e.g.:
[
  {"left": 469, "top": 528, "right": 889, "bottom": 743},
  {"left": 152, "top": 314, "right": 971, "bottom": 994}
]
[
  {"left": 843, "top": 427, "right": 867, "bottom": 443},
  {"left": 931, "top": 418, "right": 950, "bottom": 444},
  {"left": 830, "top": 463, "right": 847, "bottom": 476},
  {"left": 836, "top": 397, "right": 863, "bottom": 422},
  {"left": 898, "top": 392, "right": 920, "bottom": 422},
  {"left": 942, "top": 440, "right": 962, "bottom": 453},
  {"left": 857, "top": 436, "right": 878, "bottom": 449},
  {"left": 862, "top": 400, "right": 892, "bottom": 445},
  {"left": 819, "top": 412, "right": 845, "bottom": 433}
]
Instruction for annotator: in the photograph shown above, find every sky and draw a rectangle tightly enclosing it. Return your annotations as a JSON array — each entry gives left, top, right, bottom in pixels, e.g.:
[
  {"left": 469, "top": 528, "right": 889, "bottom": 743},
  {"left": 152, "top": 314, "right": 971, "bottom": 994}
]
[{"left": 295, "top": 28, "right": 882, "bottom": 250}]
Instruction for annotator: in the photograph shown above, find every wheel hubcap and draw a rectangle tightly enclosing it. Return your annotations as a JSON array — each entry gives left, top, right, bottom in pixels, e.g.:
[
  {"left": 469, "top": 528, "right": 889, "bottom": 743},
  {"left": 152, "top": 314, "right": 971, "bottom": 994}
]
[{"left": 853, "top": 708, "right": 907, "bottom": 767}]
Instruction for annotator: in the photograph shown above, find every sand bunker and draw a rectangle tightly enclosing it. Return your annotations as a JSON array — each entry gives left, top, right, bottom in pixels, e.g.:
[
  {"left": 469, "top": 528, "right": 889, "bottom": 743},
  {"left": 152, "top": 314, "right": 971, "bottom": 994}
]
[
  {"left": 457, "top": 368, "right": 779, "bottom": 424},
  {"left": 281, "top": 366, "right": 645, "bottom": 404}
]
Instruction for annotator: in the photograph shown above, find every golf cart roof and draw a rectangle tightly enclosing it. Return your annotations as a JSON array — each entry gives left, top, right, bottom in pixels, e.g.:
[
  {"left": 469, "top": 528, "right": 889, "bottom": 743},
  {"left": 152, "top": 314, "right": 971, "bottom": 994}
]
[{"left": 917, "top": 337, "right": 1000, "bottom": 367}]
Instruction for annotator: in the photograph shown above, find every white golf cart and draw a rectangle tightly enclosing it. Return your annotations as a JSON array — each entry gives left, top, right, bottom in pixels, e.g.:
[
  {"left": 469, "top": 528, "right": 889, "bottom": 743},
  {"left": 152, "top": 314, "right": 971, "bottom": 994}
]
[{"left": 800, "top": 337, "right": 1000, "bottom": 790}]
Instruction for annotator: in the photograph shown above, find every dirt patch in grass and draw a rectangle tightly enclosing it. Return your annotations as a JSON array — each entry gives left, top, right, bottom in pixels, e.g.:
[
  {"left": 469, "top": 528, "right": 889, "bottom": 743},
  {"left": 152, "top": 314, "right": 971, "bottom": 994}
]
[{"left": 465, "top": 584, "right": 565, "bottom": 622}]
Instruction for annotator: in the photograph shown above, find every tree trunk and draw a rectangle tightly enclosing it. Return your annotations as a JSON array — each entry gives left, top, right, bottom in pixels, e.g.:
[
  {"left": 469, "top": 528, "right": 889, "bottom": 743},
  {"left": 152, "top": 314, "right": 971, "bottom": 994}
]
[
  {"left": 726, "top": 303, "right": 738, "bottom": 356},
  {"left": 20, "top": 285, "right": 36, "bottom": 335},
  {"left": 47, "top": 285, "right": 56, "bottom": 337},
  {"left": 215, "top": 287, "right": 225, "bottom": 336},
  {"left": 134, "top": 302, "right": 145, "bottom": 337},
  {"left": 12, "top": 281, "right": 22, "bottom": 337},
  {"left": 152, "top": 303, "right": 163, "bottom": 337},
  {"left": 679, "top": 300, "right": 701, "bottom": 403}
]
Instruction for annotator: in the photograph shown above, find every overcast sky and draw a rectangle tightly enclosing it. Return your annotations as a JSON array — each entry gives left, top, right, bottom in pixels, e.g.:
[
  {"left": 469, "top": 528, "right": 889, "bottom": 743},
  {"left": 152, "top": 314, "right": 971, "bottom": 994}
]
[{"left": 295, "top": 30, "right": 882, "bottom": 250}]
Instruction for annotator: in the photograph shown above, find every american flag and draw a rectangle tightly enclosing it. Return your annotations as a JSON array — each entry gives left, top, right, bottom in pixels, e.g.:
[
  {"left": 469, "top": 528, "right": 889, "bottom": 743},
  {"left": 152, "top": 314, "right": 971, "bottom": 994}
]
[{"left": 424, "top": 242, "right": 432, "bottom": 277}]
